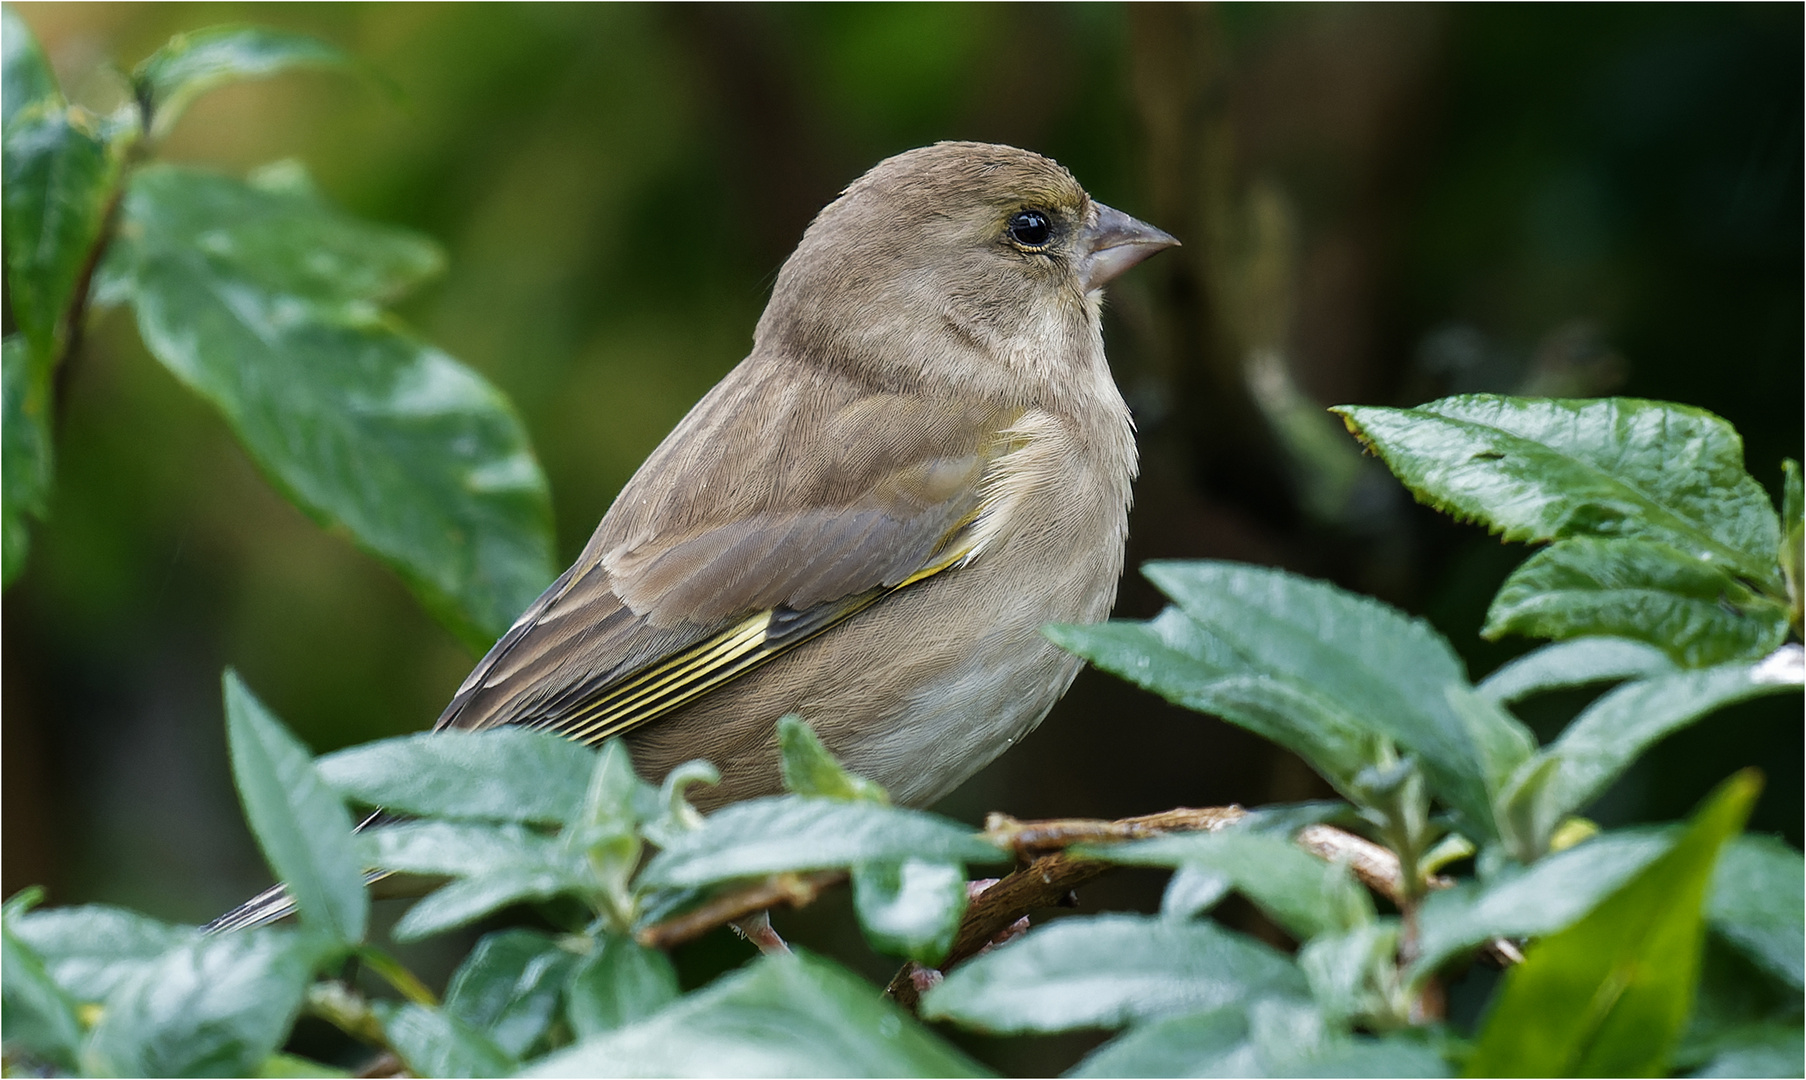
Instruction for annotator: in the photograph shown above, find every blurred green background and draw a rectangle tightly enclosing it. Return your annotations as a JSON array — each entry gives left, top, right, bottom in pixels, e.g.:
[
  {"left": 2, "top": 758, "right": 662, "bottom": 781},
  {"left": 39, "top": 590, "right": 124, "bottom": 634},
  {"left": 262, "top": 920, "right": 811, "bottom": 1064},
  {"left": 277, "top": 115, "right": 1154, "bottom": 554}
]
[{"left": 3, "top": 2, "right": 1799, "bottom": 1054}]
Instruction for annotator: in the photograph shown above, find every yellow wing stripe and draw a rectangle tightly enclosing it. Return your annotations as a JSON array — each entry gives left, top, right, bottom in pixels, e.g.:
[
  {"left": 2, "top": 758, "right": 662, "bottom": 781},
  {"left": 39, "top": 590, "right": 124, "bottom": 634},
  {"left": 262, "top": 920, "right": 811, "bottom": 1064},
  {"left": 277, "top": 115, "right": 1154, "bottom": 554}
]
[
  {"left": 554, "top": 611, "right": 771, "bottom": 743},
  {"left": 534, "top": 505, "right": 993, "bottom": 746}
]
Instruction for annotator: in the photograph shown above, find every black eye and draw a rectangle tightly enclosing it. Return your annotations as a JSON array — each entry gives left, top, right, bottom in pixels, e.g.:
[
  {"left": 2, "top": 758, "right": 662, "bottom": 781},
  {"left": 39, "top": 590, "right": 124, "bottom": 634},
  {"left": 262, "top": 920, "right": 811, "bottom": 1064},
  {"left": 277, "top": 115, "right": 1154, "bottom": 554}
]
[{"left": 1007, "top": 209, "right": 1052, "bottom": 249}]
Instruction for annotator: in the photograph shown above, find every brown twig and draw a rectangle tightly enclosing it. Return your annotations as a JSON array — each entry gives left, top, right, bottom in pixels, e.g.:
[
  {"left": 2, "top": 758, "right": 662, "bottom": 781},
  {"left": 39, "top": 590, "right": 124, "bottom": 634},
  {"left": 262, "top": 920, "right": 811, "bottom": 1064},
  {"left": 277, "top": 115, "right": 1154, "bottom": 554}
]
[
  {"left": 635, "top": 870, "right": 845, "bottom": 951},
  {"left": 984, "top": 804, "right": 1249, "bottom": 854}
]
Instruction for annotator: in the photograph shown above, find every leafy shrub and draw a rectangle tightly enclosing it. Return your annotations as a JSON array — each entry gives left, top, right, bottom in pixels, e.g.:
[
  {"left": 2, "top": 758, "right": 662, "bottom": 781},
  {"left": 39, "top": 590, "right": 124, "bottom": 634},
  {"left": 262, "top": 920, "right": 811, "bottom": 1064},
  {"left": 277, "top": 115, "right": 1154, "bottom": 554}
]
[{"left": 3, "top": 16, "right": 1801, "bottom": 1079}]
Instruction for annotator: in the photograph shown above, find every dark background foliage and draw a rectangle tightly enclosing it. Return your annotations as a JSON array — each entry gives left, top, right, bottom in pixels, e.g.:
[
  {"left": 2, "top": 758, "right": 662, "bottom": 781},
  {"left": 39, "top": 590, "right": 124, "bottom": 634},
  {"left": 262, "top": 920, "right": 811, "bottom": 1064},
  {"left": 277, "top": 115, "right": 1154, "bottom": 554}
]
[{"left": 5, "top": 7, "right": 1800, "bottom": 1054}]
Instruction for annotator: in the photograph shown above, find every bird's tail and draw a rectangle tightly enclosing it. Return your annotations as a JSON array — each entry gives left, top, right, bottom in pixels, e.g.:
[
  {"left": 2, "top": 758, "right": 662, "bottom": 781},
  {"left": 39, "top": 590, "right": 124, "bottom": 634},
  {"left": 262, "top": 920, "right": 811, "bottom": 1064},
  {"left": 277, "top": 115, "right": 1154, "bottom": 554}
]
[
  {"left": 204, "top": 882, "right": 299, "bottom": 933},
  {"left": 206, "top": 810, "right": 395, "bottom": 933}
]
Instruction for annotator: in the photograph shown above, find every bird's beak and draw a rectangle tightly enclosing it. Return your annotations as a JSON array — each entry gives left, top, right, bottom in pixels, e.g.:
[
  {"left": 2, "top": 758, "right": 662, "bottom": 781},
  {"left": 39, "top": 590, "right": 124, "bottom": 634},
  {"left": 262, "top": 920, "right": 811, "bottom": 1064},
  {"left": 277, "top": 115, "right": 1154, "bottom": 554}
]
[{"left": 1078, "top": 202, "right": 1180, "bottom": 294}]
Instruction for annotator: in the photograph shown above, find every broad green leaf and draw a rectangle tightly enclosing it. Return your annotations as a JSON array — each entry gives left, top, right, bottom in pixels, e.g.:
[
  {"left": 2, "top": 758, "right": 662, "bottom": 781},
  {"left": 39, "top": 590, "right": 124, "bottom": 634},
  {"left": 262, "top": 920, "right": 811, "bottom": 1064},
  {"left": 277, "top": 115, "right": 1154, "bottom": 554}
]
[
  {"left": 11, "top": 903, "right": 193, "bottom": 1001},
  {"left": 1497, "top": 656, "right": 1802, "bottom": 858},
  {"left": 2, "top": 335, "right": 54, "bottom": 586},
  {"left": 1048, "top": 613, "right": 1386, "bottom": 804},
  {"left": 1477, "top": 637, "right": 1675, "bottom": 704},
  {"left": 1707, "top": 834, "right": 1804, "bottom": 990},
  {"left": 1068, "top": 1000, "right": 1451, "bottom": 1079},
  {"left": 1485, "top": 538, "right": 1789, "bottom": 667},
  {"left": 1783, "top": 459, "right": 1802, "bottom": 634},
  {"left": 1161, "top": 865, "right": 1232, "bottom": 920},
  {"left": 851, "top": 858, "right": 967, "bottom": 964},
  {"left": 103, "top": 165, "right": 553, "bottom": 649},
  {"left": 361, "top": 819, "right": 565, "bottom": 878},
  {"left": 639, "top": 796, "right": 1003, "bottom": 890},
  {"left": 378, "top": 1002, "right": 515, "bottom": 1080},
  {"left": 1297, "top": 920, "right": 1404, "bottom": 1028},
  {"left": 565, "top": 934, "right": 679, "bottom": 1039},
  {"left": 445, "top": 929, "right": 576, "bottom": 1058},
  {"left": 1149, "top": 561, "right": 1535, "bottom": 837},
  {"left": 527, "top": 951, "right": 987, "bottom": 1078},
  {"left": 1, "top": 919, "right": 82, "bottom": 1070},
  {"left": 133, "top": 28, "right": 352, "bottom": 140},
  {"left": 2, "top": 98, "right": 123, "bottom": 368},
  {"left": 225, "top": 671, "right": 366, "bottom": 943},
  {"left": 3, "top": 7, "right": 61, "bottom": 131},
  {"left": 1082, "top": 830, "right": 1372, "bottom": 941},
  {"left": 84, "top": 929, "right": 335, "bottom": 1078},
  {"left": 778, "top": 715, "right": 888, "bottom": 803},
  {"left": 359, "top": 821, "right": 582, "bottom": 942},
  {"left": 394, "top": 869, "right": 581, "bottom": 943},
  {"left": 1335, "top": 396, "right": 1782, "bottom": 589},
  {"left": 1684, "top": 1022, "right": 1804, "bottom": 1079},
  {"left": 318, "top": 728, "right": 596, "bottom": 824},
  {"left": 1466, "top": 771, "right": 1759, "bottom": 1078},
  {"left": 255, "top": 1052, "right": 354, "bottom": 1077},
  {"left": 920, "top": 913, "right": 1309, "bottom": 1033},
  {"left": 1412, "top": 828, "right": 1676, "bottom": 981}
]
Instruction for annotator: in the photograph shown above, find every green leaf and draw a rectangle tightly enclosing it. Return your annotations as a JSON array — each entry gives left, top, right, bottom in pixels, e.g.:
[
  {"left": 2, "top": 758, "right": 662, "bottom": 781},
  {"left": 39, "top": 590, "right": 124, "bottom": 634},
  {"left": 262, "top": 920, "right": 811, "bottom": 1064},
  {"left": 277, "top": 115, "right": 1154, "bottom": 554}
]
[
  {"left": 1147, "top": 560, "right": 1535, "bottom": 837},
  {"left": 920, "top": 913, "right": 1309, "bottom": 1033},
  {"left": 3, "top": 7, "right": 62, "bottom": 131},
  {"left": 445, "top": 930, "right": 576, "bottom": 1059},
  {"left": 1497, "top": 656, "right": 1802, "bottom": 858},
  {"left": 1068, "top": 1000, "right": 1452, "bottom": 1079},
  {"left": 1466, "top": 771, "right": 1760, "bottom": 1078},
  {"left": 103, "top": 164, "right": 554, "bottom": 649},
  {"left": 395, "top": 869, "right": 580, "bottom": 944},
  {"left": 527, "top": 951, "right": 987, "bottom": 1078},
  {"left": 11, "top": 903, "right": 193, "bottom": 1001},
  {"left": 1335, "top": 396, "right": 1782, "bottom": 589},
  {"left": 133, "top": 27, "right": 353, "bottom": 140},
  {"left": 2, "top": 335, "right": 54, "bottom": 586},
  {"left": 1297, "top": 921, "right": 1405, "bottom": 1029},
  {"left": 362, "top": 819, "right": 564, "bottom": 878},
  {"left": 1083, "top": 830, "right": 1373, "bottom": 941},
  {"left": 317, "top": 728, "right": 597, "bottom": 824},
  {"left": 84, "top": 929, "right": 335, "bottom": 1079},
  {"left": 378, "top": 1002, "right": 515, "bottom": 1080},
  {"left": 564, "top": 934, "right": 679, "bottom": 1039},
  {"left": 778, "top": 715, "right": 888, "bottom": 803},
  {"left": 1707, "top": 835, "right": 1804, "bottom": 991},
  {"left": 1477, "top": 637, "right": 1676, "bottom": 705},
  {"left": 639, "top": 796, "right": 1003, "bottom": 890},
  {"left": 3, "top": 96, "right": 123, "bottom": 369},
  {"left": 224, "top": 670, "right": 367, "bottom": 943},
  {"left": 1, "top": 918, "right": 82, "bottom": 1070},
  {"left": 1684, "top": 1022, "right": 1804, "bottom": 1079},
  {"left": 1485, "top": 537, "right": 1790, "bottom": 667},
  {"left": 851, "top": 858, "right": 967, "bottom": 964},
  {"left": 1783, "top": 459, "right": 1802, "bottom": 634},
  {"left": 1050, "top": 613, "right": 1388, "bottom": 804},
  {"left": 255, "top": 1052, "right": 353, "bottom": 1078},
  {"left": 1412, "top": 828, "right": 1676, "bottom": 981},
  {"left": 358, "top": 822, "right": 582, "bottom": 942}
]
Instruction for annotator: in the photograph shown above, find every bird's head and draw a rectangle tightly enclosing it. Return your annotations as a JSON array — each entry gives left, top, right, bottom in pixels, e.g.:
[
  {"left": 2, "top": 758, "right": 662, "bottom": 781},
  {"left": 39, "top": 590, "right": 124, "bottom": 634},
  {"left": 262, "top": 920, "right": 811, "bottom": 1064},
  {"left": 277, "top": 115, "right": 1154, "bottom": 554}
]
[{"left": 758, "top": 142, "right": 1177, "bottom": 407}]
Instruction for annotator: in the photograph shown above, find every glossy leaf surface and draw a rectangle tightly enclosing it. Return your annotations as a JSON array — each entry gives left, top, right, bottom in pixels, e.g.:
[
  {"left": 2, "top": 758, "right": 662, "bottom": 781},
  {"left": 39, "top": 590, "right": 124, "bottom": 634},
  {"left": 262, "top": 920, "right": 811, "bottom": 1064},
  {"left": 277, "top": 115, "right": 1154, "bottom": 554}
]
[
  {"left": 1485, "top": 537, "right": 1789, "bottom": 666},
  {"left": 103, "top": 164, "right": 554, "bottom": 649},
  {"left": 528, "top": 952, "right": 986, "bottom": 1078},
  {"left": 317, "top": 728, "right": 597, "bottom": 824},
  {"left": 921, "top": 913, "right": 1308, "bottom": 1033},
  {"left": 1336, "top": 396, "right": 1782, "bottom": 589},
  {"left": 1466, "top": 773, "right": 1758, "bottom": 1077},
  {"left": 225, "top": 670, "right": 366, "bottom": 943}
]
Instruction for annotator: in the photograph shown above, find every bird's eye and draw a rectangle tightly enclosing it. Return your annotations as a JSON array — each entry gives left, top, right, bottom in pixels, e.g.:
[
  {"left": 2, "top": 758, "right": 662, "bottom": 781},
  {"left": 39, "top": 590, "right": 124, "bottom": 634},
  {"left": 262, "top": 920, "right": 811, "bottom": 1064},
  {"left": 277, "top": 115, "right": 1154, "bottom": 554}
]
[{"left": 1007, "top": 209, "right": 1052, "bottom": 250}]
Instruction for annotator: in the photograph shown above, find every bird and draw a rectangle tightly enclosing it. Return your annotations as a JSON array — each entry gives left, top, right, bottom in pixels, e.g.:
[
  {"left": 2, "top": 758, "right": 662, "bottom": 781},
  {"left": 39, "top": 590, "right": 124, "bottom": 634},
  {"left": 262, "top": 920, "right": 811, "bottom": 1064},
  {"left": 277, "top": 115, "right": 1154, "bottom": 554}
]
[{"left": 209, "top": 140, "right": 1176, "bottom": 932}]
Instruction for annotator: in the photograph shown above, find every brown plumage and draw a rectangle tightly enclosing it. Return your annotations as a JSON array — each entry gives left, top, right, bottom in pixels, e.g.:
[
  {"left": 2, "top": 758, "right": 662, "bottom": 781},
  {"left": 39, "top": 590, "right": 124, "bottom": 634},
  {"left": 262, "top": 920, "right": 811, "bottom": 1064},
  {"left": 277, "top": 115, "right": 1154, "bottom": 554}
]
[
  {"left": 433, "top": 141, "right": 1175, "bottom": 807},
  {"left": 207, "top": 143, "right": 1173, "bottom": 933}
]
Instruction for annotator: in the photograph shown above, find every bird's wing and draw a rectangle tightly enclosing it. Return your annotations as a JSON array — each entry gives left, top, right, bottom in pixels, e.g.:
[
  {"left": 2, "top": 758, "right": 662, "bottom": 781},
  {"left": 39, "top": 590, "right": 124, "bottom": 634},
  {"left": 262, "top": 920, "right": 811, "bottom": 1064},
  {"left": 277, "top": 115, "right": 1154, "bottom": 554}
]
[{"left": 434, "top": 355, "right": 1025, "bottom": 744}]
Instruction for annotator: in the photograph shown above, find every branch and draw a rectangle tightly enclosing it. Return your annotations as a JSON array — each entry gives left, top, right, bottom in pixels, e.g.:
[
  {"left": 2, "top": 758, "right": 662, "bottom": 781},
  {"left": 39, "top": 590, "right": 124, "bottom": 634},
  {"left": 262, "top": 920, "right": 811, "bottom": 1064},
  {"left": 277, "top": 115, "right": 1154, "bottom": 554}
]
[{"left": 635, "top": 870, "right": 845, "bottom": 951}]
